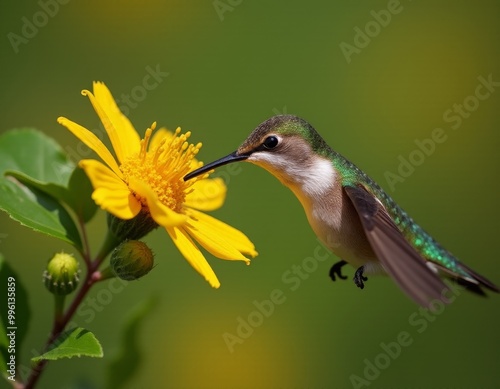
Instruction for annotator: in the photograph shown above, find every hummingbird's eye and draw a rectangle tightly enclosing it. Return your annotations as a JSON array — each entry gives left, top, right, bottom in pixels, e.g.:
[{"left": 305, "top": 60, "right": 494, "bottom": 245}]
[{"left": 263, "top": 135, "right": 279, "bottom": 149}]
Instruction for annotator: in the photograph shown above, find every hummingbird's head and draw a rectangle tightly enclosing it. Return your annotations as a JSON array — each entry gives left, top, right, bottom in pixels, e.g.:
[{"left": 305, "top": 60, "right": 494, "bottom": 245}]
[{"left": 184, "top": 115, "right": 333, "bottom": 187}]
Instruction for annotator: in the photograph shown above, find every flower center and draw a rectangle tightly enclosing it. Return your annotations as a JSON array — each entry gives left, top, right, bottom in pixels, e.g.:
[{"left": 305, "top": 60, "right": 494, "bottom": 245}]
[{"left": 120, "top": 124, "right": 202, "bottom": 213}]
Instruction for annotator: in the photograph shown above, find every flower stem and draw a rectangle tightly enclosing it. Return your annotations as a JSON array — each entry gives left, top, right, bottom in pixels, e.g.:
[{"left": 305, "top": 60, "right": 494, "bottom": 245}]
[
  {"left": 96, "top": 266, "right": 116, "bottom": 282},
  {"left": 78, "top": 216, "right": 92, "bottom": 268},
  {"left": 53, "top": 295, "right": 65, "bottom": 328},
  {"left": 93, "top": 229, "right": 120, "bottom": 269}
]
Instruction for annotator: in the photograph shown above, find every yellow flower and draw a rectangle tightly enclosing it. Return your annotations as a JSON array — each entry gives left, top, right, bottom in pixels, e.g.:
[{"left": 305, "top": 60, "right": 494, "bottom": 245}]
[{"left": 58, "top": 82, "right": 257, "bottom": 288}]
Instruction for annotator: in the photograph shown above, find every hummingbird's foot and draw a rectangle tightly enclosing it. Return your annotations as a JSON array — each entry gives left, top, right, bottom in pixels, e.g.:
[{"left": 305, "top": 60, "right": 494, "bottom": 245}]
[
  {"left": 353, "top": 266, "right": 368, "bottom": 289},
  {"left": 329, "top": 260, "right": 348, "bottom": 282}
]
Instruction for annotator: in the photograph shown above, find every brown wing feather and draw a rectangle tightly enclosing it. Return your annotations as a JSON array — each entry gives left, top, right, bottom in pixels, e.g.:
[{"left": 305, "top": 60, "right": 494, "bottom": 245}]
[{"left": 344, "top": 185, "right": 450, "bottom": 308}]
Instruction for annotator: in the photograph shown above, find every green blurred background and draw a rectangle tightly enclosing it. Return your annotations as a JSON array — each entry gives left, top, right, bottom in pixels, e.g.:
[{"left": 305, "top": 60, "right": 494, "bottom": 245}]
[{"left": 1, "top": 0, "right": 500, "bottom": 388}]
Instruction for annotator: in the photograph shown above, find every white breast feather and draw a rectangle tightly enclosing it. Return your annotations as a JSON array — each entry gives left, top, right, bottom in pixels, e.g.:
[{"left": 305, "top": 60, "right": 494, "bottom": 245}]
[{"left": 300, "top": 157, "right": 336, "bottom": 197}]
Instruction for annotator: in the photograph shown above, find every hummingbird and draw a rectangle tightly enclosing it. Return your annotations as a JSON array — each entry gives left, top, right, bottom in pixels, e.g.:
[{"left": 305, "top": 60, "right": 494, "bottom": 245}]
[{"left": 184, "top": 115, "right": 499, "bottom": 308}]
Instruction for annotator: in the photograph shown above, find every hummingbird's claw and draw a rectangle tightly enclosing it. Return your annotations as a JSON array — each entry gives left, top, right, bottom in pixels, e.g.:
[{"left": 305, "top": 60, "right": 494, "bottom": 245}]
[
  {"left": 329, "top": 260, "right": 348, "bottom": 282},
  {"left": 353, "top": 266, "right": 368, "bottom": 289}
]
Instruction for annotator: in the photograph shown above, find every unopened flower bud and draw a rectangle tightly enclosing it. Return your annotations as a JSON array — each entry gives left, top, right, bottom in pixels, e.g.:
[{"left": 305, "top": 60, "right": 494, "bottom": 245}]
[
  {"left": 110, "top": 240, "right": 154, "bottom": 280},
  {"left": 107, "top": 210, "right": 158, "bottom": 241},
  {"left": 43, "top": 252, "right": 80, "bottom": 295}
]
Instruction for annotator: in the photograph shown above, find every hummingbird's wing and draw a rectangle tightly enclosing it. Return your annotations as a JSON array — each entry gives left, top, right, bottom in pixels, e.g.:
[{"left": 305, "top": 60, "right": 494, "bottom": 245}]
[{"left": 344, "top": 185, "right": 450, "bottom": 308}]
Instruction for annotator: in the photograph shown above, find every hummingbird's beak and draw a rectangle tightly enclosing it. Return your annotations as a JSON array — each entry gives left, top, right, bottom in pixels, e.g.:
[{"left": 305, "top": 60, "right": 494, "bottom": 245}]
[{"left": 184, "top": 151, "right": 248, "bottom": 181}]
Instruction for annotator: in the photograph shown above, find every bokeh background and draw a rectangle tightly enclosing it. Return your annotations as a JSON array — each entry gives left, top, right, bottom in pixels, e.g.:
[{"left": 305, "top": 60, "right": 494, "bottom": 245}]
[{"left": 1, "top": 1, "right": 500, "bottom": 388}]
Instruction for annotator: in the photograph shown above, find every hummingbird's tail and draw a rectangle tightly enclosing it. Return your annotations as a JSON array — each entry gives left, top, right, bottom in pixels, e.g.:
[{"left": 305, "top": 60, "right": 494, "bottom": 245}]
[
  {"left": 455, "top": 261, "right": 500, "bottom": 295},
  {"left": 435, "top": 260, "right": 500, "bottom": 296}
]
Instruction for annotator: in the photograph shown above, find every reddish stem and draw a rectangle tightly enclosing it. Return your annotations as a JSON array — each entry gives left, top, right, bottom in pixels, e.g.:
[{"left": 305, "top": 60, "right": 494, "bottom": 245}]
[
  {"left": 23, "top": 269, "right": 97, "bottom": 389},
  {"left": 22, "top": 229, "right": 119, "bottom": 389}
]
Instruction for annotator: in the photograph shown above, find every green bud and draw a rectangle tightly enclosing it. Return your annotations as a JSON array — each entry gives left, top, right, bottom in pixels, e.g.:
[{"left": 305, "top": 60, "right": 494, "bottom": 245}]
[
  {"left": 107, "top": 210, "right": 158, "bottom": 242},
  {"left": 43, "top": 252, "right": 80, "bottom": 295},
  {"left": 110, "top": 240, "right": 154, "bottom": 281}
]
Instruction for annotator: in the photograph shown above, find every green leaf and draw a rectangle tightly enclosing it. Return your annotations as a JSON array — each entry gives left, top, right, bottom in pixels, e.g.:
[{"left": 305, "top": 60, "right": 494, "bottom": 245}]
[
  {"left": 0, "top": 254, "right": 31, "bottom": 378},
  {"left": 0, "top": 178, "right": 82, "bottom": 248},
  {"left": 0, "top": 128, "right": 75, "bottom": 185},
  {"left": 11, "top": 166, "right": 98, "bottom": 224},
  {"left": 0, "top": 128, "right": 97, "bottom": 223},
  {"left": 0, "top": 129, "right": 83, "bottom": 248},
  {"left": 105, "top": 296, "right": 158, "bottom": 389},
  {"left": 31, "top": 327, "right": 103, "bottom": 362}
]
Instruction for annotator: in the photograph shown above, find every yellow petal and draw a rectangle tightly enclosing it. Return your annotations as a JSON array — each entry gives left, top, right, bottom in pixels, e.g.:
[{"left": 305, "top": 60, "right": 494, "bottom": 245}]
[
  {"left": 128, "top": 176, "right": 187, "bottom": 227},
  {"left": 92, "top": 82, "right": 141, "bottom": 158},
  {"left": 166, "top": 226, "right": 220, "bottom": 288},
  {"left": 80, "top": 159, "right": 141, "bottom": 219},
  {"left": 58, "top": 117, "right": 123, "bottom": 179},
  {"left": 188, "top": 209, "right": 258, "bottom": 258},
  {"left": 189, "top": 209, "right": 257, "bottom": 257},
  {"left": 184, "top": 177, "right": 227, "bottom": 211},
  {"left": 81, "top": 84, "right": 128, "bottom": 164}
]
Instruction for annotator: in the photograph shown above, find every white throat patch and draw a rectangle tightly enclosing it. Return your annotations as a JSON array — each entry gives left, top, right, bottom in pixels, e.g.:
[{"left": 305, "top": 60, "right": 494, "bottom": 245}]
[{"left": 248, "top": 152, "right": 335, "bottom": 198}]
